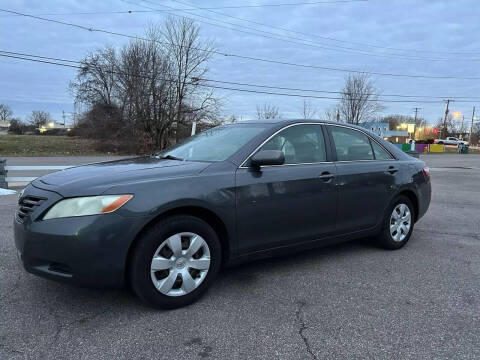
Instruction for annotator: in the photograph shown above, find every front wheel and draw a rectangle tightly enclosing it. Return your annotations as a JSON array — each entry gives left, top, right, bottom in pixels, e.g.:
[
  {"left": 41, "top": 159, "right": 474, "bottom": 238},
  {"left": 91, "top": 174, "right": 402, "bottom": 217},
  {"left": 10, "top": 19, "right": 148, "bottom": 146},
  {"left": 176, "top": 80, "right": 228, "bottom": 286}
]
[
  {"left": 130, "top": 215, "right": 221, "bottom": 309},
  {"left": 376, "top": 196, "right": 415, "bottom": 250}
]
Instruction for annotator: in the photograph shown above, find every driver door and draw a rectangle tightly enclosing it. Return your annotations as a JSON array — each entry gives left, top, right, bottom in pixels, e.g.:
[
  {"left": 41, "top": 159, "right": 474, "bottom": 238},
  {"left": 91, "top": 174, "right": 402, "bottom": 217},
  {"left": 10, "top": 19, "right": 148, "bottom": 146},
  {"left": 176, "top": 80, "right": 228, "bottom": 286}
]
[{"left": 235, "top": 124, "right": 337, "bottom": 254}]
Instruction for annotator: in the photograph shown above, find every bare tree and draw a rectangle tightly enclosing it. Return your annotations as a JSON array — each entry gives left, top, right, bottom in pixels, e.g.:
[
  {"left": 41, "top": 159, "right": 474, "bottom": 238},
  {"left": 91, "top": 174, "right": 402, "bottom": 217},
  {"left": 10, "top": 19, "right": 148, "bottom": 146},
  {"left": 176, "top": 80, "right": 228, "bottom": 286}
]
[
  {"left": 299, "top": 100, "right": 317, "bottom": 119},
  {"left": 435, "top": 114, "right": 461, "bottom": 137},
  {"left": 470, "top": 122, "right": 480, "bottom": 145},
  {"left": 0, "top": 104, "right": 13, "bottom": 122},
  {"left": 162, "top": 17, "right": 217, "bottom": 140},
  {"left": 256, "top": 104, "right": 281, "bottom": 120},
  {"left": 70, "top": 47, "right": 119, "bottom": 107},
  {"left": 28, "top": 110, "right": 51, "bottom": 128},
  {"left": 228, "top": 114, "right": 238, "bottom": 123},
  {"left": 324, "top": 107, "right": 340, "bottom": 122},
  {"left": 119, "top": 30, "right": 176, "bottom": 149},
  {"left": 70, "top": 19, "right": 220, "bottom": 153},
  {"left": 379, "top": 114, "right": 413, "bottom": 130},
  {"left": 338, "top": 73, "right": 383, "bottom": 124},
  {"left": 8, "top": 118, "right": 26, "bottom": 134}
]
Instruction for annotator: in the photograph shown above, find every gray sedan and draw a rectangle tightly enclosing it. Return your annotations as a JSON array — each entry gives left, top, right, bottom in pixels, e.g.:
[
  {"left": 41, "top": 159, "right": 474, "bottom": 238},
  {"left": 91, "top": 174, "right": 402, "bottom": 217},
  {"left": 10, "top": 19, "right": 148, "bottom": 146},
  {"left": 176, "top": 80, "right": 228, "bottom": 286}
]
[{"left": 14, "top": 119, "right": 431, "bottom": 308}]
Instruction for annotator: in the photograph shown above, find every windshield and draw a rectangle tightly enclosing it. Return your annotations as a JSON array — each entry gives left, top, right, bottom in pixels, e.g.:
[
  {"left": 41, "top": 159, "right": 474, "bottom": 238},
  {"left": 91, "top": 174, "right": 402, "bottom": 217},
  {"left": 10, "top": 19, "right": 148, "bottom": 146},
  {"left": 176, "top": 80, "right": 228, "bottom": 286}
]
[{"left": 157, "top": 123, "right": 268, "bottom": 162}]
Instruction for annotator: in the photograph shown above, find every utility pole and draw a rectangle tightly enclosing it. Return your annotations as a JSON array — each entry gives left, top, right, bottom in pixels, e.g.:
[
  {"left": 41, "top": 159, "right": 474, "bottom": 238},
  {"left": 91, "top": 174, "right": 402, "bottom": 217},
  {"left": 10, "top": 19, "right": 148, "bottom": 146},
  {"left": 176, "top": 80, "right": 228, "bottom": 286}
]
[
  {"left": 336, "top": 109, "right": 340, "bottom": 122},
  {"left": 413, "top": 107, "right": 421, "bottom": 139},
  {"left": 413, "top": 107, "right": 421, "bottom": 123},
  {"left": 469, "top": 106, "right": 475, "bottom": 144},
  {"left": 443, "top": 99, "right": 454, "bottom": 139},
  {"left": 62, "top": 110, "right": 66, "bottom": 128},
  {"left": 73, "top": 102, "right": 77, "bottom": 127}
]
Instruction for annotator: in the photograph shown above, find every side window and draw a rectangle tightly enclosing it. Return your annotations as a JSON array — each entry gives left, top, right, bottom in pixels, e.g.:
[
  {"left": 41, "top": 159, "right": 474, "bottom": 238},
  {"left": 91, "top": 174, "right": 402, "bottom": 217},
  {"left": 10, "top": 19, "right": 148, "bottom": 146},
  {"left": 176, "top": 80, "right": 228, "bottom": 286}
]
[
  {"left": 257, "top": 124, "right": 326, "bottom": 164},
  {"left": 371, "top": 140, "right": 393, "bottom": 160},
  {"left": 330, "top": 126, "right": 374, "bottom": 161}
]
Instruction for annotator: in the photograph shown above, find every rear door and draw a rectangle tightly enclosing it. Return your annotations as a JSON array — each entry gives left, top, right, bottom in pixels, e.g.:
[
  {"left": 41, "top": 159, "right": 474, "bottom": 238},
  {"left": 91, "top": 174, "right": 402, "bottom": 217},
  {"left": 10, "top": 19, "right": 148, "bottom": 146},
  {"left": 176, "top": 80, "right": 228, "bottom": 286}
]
[
  {"left": 235, "top": 123, "right": 337, "bottom": 254},
  {"left": 326, "top": 125, "right": 398, "bottom": 233}
]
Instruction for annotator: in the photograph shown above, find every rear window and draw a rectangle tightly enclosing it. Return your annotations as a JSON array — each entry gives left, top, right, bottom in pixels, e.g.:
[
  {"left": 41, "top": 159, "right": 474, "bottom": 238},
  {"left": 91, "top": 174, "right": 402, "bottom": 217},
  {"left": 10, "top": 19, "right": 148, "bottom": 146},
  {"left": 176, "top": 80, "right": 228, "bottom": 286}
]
[
  {"left": 330, "top": 126, "right": 374, "bottom": 161},
  {"left": 371, "top": 140, "right": 393, "bottom": 160}
]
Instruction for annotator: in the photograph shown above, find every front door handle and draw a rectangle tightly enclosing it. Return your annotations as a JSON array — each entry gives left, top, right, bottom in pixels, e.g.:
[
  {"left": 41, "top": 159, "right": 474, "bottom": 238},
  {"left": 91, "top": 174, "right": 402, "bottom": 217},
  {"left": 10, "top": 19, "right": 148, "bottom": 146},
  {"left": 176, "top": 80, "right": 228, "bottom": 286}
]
[
  {"left": 318, "top": 171, "right": 334, "bottom": 182},
  {"left": 386, "top": 166, "right": 398, "bottom": 174}
]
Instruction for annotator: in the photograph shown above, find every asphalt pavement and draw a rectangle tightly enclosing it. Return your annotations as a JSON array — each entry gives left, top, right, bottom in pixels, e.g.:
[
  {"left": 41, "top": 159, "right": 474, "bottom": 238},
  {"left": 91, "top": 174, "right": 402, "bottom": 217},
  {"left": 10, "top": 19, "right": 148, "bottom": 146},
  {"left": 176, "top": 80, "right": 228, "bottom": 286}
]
[{"left": 1, "top": 154, "right": 479, "bottom": 359}]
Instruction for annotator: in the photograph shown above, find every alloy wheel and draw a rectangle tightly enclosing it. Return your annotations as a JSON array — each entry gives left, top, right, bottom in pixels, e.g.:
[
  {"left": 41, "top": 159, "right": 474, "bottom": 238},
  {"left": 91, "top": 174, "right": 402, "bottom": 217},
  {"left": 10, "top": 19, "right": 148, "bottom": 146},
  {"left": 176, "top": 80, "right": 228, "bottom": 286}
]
[{"left": 150, "top": 232, "right": 211, "bottom": 297}]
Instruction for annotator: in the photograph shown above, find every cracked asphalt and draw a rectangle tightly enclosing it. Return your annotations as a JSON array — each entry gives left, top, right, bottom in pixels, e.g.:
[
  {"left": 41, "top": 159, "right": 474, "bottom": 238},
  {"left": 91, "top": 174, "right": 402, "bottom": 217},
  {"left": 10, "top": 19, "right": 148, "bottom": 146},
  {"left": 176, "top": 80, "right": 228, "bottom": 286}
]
[{"left": 1, "top": 154, "right": 479, "bottom": 359}]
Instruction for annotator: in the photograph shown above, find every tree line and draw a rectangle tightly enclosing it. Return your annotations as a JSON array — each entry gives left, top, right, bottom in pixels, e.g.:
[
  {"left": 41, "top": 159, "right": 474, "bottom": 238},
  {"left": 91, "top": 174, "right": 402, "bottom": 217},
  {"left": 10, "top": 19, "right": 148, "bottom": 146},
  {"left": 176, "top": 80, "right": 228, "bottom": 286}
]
[{"left": 0, "top": 104, "right": 54, "bottom": 134}]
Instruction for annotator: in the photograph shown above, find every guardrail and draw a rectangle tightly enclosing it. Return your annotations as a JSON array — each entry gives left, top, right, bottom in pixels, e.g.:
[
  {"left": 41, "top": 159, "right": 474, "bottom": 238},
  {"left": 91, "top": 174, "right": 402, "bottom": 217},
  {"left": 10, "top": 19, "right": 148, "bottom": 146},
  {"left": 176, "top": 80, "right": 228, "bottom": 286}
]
[{"left": 0, "top": 160, "right": 71, "bottom": 188}]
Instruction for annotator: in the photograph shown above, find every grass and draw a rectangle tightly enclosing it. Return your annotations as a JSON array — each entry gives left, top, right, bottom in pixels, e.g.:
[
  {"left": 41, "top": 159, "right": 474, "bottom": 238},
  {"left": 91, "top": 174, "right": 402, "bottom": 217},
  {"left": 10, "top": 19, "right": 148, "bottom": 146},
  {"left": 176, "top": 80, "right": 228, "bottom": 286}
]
[
  {"left": 1, "top": 134, "right": 478, "bottom": 157},
  {"left": 0, "top": 135, "right": 105, "bottom": 156}
]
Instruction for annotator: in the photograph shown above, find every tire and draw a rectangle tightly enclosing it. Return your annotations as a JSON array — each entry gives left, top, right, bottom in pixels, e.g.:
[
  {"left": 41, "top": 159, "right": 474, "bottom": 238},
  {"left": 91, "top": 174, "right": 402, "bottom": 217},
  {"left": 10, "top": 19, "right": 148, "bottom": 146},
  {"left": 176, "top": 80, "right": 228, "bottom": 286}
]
[
  {"left": 130, "top": 215, "right": 221, "bottom": 309},
  {"left": 438, "top": 141, "right": 444, "bottom": 145},
  {"left": 376, "top": 195, "right": 415, "bottom": 250}
]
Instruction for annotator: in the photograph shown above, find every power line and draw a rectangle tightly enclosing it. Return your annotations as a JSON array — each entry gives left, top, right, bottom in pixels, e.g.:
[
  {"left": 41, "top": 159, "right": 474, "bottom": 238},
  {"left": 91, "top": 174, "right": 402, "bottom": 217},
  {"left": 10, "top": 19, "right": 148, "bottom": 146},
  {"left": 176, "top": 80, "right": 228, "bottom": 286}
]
[
  {"left": 159, "top": 0, "right": 475, "bottom": 61},
  {"left": 0, "top": 1, "right": 368, "bottom": 17},
  {"left": 169, "top": 0, "right": 480, "bottom": 57},
  {"left": 0, "top": 50, "right": 80, "bottom": 64},
  {"left": 200, "top": 78, "right": 480, "bottom": 100},
  {"left": 2, "top": 52, "right": 479, "bottom": 104},
  {"left": 0, "top": 53, "right": 81, "bottom": 69},
  {"left": 3, "top": 49, "right": 480, "bottom": 100},
  {"left": 4, "top": 3, "right": 479, "bottom": 57},
  {"left": 2, "top": 8, "right": 480, "bottom": 80},
  {"left": 124, "top": 0, "right": 461, "bottom": 62}
]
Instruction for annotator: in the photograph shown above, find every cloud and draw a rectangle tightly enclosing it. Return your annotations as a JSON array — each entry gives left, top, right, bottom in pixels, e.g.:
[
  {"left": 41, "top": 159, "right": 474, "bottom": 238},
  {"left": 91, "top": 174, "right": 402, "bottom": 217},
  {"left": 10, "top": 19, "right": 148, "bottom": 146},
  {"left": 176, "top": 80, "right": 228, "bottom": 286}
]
[{"left": 1, "top": 0, "right": 479, "bottom": 122}]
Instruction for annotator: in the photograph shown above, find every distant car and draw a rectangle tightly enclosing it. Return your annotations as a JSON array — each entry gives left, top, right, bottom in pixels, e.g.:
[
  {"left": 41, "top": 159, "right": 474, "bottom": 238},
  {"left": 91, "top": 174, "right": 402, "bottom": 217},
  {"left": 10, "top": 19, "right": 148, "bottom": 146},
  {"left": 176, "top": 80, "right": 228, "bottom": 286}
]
[
  {"left": 14, "top": 120, "right": 431, "bottom": 309},
  {"left": 434, "top": 137, "right": 468, "bottom": 146}
]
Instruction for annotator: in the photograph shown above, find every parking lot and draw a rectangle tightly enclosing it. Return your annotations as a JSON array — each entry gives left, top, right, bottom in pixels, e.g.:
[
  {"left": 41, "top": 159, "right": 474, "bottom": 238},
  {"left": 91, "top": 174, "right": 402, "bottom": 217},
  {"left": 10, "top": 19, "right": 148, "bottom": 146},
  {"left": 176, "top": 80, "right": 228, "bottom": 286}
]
[{"left": 1, "top": 154, "right": 479, "bottom": 359}]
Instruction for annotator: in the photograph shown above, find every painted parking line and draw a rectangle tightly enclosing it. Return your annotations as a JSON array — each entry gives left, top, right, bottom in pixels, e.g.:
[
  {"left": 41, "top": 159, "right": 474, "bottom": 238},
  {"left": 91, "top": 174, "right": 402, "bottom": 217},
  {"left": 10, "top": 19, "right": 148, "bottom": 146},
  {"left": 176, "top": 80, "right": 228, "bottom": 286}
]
[{"left": 0, "top": 188, "right": 17, "bottom": 196}]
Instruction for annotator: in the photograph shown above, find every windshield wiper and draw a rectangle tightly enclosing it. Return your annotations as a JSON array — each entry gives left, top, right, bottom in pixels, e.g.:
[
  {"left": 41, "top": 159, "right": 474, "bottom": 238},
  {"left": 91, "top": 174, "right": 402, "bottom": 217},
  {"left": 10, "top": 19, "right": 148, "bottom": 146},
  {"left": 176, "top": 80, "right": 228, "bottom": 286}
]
[{"left": 158, "top": 154, "right": 184, "bottom": 161}]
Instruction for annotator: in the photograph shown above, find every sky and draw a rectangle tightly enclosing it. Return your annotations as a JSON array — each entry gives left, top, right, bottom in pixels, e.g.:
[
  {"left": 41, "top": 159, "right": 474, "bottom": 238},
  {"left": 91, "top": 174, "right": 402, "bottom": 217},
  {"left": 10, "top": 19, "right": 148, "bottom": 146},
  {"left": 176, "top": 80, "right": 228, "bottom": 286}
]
[{"left": 1, "top": 0, "right": 479, "bottom": 126}]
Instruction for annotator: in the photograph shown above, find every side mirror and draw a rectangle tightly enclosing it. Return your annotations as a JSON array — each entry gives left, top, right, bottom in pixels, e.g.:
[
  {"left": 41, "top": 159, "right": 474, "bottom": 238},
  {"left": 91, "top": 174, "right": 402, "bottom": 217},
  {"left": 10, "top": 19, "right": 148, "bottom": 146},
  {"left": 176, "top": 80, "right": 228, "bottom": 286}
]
[{"left": 250, "top": 150, "right": 285, "bottom": 169}]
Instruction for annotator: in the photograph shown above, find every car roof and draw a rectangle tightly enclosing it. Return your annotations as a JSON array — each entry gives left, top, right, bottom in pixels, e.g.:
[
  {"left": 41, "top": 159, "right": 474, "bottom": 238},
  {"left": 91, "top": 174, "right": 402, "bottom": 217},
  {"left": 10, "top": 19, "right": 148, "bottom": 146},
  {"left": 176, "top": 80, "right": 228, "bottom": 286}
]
[{"left": 236, "top": 118, "right": 367, "bottom": 131}]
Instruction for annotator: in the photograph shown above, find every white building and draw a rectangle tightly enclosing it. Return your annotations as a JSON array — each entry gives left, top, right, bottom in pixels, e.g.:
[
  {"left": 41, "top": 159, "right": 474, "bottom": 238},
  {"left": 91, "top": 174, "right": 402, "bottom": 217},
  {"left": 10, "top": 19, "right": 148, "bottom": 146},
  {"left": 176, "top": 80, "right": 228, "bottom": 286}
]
[{"left": 0, "top": 120, "right": 10, "bottom": 135}]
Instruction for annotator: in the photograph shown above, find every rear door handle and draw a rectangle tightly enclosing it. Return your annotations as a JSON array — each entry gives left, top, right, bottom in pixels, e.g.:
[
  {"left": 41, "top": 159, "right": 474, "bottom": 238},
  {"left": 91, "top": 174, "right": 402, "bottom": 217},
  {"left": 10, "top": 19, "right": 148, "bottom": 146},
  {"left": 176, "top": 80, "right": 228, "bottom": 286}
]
[
  {"left": 386, "top": 166, "right": 398, "bottom": 174},
  {"left": 318, "top": 171, "right": 334, "bottom": 182}
]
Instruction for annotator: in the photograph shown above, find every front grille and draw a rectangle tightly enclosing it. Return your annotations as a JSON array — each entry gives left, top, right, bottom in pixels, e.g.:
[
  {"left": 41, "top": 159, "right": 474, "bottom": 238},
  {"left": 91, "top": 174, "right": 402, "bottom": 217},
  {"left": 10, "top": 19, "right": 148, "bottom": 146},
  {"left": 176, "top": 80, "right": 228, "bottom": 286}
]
[{"left": 17, "top": 195, "right": 46, "bottom": 222}]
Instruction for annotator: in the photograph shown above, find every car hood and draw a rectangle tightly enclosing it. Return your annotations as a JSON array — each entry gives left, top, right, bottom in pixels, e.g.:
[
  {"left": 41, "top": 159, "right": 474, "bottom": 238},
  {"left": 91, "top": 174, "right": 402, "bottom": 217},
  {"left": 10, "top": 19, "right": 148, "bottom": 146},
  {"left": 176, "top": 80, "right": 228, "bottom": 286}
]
[{"left": 32, "top": 156, "right": 212, "bottom": 197}]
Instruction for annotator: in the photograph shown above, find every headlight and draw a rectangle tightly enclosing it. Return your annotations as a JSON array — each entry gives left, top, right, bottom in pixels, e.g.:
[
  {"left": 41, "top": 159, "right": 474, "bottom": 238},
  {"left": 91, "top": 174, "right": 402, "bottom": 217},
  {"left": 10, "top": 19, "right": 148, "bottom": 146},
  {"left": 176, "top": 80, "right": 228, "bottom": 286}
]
[
  {"left": 18, "top": 188, "right": 25, "bottom": 199},
  {"left": 43, "top": 195, "right": 133, "bottom": 220}
]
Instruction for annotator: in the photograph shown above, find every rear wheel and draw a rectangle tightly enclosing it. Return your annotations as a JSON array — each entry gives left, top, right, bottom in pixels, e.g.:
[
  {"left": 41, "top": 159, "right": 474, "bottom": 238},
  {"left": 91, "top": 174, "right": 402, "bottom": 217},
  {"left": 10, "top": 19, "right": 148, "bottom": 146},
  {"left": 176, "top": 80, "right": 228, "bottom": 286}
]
[
  {"left": 376, "top": 195, "right": 415, "bottom": 250},
  {"left": 130, "top": 215, "right": 221, "bottom": 309}
]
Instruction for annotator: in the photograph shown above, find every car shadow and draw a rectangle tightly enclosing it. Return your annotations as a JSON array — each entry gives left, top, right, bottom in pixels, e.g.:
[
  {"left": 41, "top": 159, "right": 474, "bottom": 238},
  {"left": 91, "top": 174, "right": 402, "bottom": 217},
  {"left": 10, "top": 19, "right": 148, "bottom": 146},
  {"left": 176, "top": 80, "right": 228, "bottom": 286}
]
[{"left": 216, "top": 237, "right": 378, "bottom": 284}]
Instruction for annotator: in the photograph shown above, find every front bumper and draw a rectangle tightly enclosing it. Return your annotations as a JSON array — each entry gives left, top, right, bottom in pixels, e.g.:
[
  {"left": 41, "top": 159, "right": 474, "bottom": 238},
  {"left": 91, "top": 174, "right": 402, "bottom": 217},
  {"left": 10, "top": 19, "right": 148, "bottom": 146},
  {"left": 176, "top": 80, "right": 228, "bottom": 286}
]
[{"left": 14, "top": 185, "right": 147, "bottom": 288}]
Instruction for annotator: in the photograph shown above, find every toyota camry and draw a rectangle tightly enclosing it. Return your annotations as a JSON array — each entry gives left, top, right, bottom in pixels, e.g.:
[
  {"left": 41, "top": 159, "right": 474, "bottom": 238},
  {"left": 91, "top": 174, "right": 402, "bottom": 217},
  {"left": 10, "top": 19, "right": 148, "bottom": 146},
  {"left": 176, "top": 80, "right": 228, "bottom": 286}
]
[{"left": 14, "top": 119, "right": 431, "bottom": 308}]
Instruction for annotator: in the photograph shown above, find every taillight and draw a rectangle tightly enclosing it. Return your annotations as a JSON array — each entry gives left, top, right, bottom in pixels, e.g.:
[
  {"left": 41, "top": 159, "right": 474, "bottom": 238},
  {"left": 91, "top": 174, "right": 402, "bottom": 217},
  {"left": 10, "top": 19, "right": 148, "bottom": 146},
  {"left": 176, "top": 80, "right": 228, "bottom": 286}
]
[{"left": 422, "top": 167, "right": 430, "bottom": 181}]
